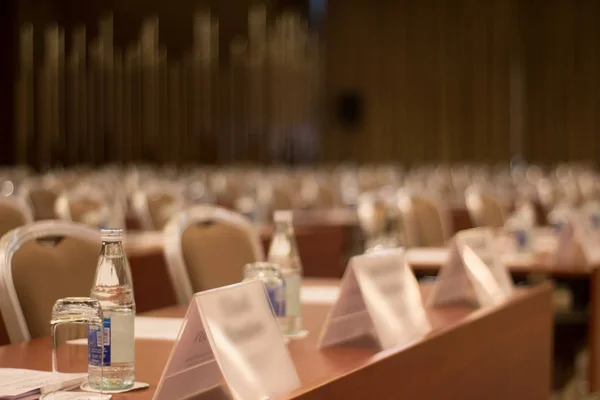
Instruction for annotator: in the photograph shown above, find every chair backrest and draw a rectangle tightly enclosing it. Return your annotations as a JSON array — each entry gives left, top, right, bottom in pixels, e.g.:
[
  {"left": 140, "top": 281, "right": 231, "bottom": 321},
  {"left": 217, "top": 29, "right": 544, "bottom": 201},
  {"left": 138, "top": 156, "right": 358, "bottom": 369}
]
[
  {"left": 19, "top": 178, "right": 62, "bottom": 221},
  {"left": 465, "top": 185, "right": 507, "bottom": 228},
  {"left": 0, "top": 221, "right": 100, "bottom": 342},
  {"left": 132, "top": 184, "right": 184, "bottom": 231},
  {"left": 163, "top": 205, "right": 264, "bottom": 305},
  {"left": 270, "top": 185, "right": 296, "bottom": 211},
  {"left": 398, "top": 191, "right": 452, "bottom": 247},
  {"left": 54, "top": 187, "right": 115, "bottom": 228},
  {"left": 0, "top": 196, "right": 33, "bottom": 237},
  {"left": 357, "top": 193, "right": 388, "bottom": 238}
]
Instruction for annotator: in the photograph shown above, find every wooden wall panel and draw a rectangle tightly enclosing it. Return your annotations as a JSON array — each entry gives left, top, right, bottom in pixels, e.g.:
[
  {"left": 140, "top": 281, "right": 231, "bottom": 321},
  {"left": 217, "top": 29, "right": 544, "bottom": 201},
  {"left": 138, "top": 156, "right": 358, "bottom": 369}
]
[
  {"left": 0, "top": 0, "right": 16, "bottom": 165},
  {"left": 8, "top": 0, "right": 600, "bottom": 166},
  {"left": 521, "top": 0, "right": 600, "bottom": 164},
  {"left": 323, "top": 0, "right": 599, "bottom": 165}
]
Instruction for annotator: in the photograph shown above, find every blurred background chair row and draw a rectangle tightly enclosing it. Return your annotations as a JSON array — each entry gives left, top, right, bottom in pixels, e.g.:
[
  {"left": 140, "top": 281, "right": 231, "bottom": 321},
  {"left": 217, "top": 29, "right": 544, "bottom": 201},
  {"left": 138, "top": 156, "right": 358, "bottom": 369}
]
[{"left": 0, "top": 162, "right": 597, "bottom": 240}]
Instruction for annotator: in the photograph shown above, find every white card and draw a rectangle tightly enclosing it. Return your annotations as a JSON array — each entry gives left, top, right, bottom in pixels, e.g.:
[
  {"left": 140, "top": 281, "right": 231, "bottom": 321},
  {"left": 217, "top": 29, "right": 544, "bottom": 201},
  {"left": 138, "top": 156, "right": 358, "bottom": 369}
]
[
  {"left": 428, "top": 228, "right": 513, "bottom": 308},
  {"left": 0, "top": 369, "right": 87, "bottom": 398},
  {"left": 318, "top": 248, "right": 431, "bottom": 349},
  {"left": 552, "top": 209, "right": 600, "bottom": 267},
  {"left": 572, "top": 212, "right": 600, "bottom": 266},
  {"left": 154, "top": 280, "right": 300, "bottom": 400}
]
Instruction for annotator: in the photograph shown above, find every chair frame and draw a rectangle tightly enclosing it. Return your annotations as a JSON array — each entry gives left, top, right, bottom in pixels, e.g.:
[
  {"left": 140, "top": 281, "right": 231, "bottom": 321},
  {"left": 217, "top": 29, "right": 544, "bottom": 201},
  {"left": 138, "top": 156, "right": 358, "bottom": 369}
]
[
  {"left": 0, "top": 196, "right": 34, "bottom": 226},
  {"left": 132, "top": 183, "right": 185, "bottom": 231},
  {"left": 397, "top": 189, "right": 453, "bottom": 247},
  {"left": 0, "top": 220, "right": 100, "bottom": 343},
  {"left": 465, "top": 184, "right": 507, "bottom": 228},
  {"left": 163, "top": 205, "right": 264, "bottom": 305},
  {"left": 54, "top": 186, "right": 118, "bottom": 228},
  {"left": 18, "top": 176, "right": 62, "bottom": 219}
]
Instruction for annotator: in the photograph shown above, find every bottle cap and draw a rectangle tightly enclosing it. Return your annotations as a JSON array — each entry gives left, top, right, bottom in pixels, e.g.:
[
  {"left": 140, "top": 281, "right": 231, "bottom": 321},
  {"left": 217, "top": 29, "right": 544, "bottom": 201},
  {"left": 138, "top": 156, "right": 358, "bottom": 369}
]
[
  {"left": 273, "top": 210, "right": 293, "bottom": 223},
  {"left": 101, "top": 228, "right": 123, "bottom": 242}
]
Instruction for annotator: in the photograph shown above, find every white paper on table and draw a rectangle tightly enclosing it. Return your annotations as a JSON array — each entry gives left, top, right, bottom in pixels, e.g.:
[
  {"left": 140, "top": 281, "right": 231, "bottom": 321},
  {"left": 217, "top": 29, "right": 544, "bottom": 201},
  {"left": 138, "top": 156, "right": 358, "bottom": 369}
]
[
  {"left": 134, "top": 317, "right": 184, "bottom": 341},
  {"left": 0, "top": 369, "right": 86, "bottom": 398},
  {"left": 67, "top": 317, "right": 184, "bottom": 346},
  {"left": 319, "top": 248, "right": 431, "bottom": 350},
  {"left": 405, "top": 248, "right": 448, "bottom": 266},
  {"left": 497, "top": 227, "right": 556, "bottom": 266},
  {"left": 501, "top": 252, "right": 536, "bottom": 267},
  {"left": 40, "top": 392, "right": 110, "bottom": 400},
  {"left": 301, "top": 286, "right": 340, "bottom": 304}
]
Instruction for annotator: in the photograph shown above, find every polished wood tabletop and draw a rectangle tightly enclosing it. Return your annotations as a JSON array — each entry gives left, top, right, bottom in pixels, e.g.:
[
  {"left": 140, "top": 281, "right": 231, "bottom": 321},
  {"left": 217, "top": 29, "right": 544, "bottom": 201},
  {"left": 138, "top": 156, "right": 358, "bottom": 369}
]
[
  {"left": 410, "top": 251, "right": 595, "bottom": 278},
  {"left": 0, "top": 280, "right": 552, "bottom": 400}
]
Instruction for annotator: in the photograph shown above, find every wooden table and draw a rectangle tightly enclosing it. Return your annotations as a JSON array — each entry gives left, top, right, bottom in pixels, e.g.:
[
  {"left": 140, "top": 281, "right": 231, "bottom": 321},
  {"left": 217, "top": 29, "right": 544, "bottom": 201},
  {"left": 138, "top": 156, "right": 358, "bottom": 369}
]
[
  {"left": 124, "top": 206, "right": 472, "bottom": 281},
  {"left": 0, "top": 280, "right": 552, "bottom": 399},
  {"left": 408, "top": 247, "right": 600, "bottom": 392}
]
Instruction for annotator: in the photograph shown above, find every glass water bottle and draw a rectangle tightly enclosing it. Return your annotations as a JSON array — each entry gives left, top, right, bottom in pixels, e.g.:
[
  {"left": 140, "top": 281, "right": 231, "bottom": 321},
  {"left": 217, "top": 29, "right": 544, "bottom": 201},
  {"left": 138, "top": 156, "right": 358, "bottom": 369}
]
[
  {"left": 267, "top": 211, "right": 304, "bottom": 337},
  {"left": 88, "top": 228, "right": 136, "bottom": 390}
]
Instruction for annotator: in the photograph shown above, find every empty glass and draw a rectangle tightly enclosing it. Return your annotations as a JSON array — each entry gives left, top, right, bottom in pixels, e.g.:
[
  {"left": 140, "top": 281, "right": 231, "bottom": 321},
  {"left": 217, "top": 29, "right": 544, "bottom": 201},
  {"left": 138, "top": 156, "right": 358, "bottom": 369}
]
[
  {"left": 41, "top": 297, "right": 107, "bottom": 400},
  {"left": 243, "top": 262, "right": 286, "bottom": 319}
]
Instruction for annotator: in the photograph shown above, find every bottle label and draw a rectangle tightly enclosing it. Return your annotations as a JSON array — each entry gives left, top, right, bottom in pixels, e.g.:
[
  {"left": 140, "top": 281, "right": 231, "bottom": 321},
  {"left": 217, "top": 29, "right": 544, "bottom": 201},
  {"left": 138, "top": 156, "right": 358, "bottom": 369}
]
[
  {"left": 88, "top": 318, "right": 111, "bottom": 366},
  {"left": 513, "top": 230, "right": 529, "bottom": 249},
  {"left": 592, "top": 214, "right": 600, "bottom": 229},
  {"left": 266, "top": 285, "right": 285, "bottom": 317},
  {"left": 88, "top": 314, "right": 135, "bottom": 367},
  {"left": 284, "top": 274, "right": 301, "bottom": 318}
]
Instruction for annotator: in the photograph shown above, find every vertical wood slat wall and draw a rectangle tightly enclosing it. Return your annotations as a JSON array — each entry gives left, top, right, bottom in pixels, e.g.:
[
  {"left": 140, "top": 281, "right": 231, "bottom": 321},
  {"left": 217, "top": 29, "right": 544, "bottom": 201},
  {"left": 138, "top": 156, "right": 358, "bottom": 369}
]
[
  {"left": 323, "top": 0, "right": 600, "bottom": 165},
  {"left": 6, "top": 0, "right": 600, "bottom": 166}
]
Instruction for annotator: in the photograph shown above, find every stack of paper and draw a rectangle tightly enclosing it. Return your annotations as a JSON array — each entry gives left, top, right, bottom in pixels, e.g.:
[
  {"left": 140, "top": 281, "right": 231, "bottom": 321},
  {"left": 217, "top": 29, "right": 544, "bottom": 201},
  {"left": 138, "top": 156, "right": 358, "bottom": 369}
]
[
  {"left": 0, "top": 369, "right": 86, "bottom": 399},
  {"left": 301, "top": 286, "right": 340, "bottom": 304}
]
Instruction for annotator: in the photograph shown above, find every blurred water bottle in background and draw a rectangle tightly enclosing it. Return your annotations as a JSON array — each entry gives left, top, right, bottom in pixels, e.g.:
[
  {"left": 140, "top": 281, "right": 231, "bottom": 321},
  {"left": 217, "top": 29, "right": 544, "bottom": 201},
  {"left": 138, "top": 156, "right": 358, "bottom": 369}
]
[
  {"left": 267, "top": 211, "right": 305, "bottom": 337},
  {"left": 548, "top": 202, "right": 572, "bottom": 234}
]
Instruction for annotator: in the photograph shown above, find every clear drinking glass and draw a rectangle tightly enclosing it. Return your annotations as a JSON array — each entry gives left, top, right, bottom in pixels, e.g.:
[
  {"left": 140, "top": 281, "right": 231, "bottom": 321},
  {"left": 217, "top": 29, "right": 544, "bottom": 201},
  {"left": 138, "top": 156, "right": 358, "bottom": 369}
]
[
  {"left": 41, "top": 297, "right": 107, "bottom": 400},
  {"left": 242, "top": 262, "right": 286, "bottom": 320}
]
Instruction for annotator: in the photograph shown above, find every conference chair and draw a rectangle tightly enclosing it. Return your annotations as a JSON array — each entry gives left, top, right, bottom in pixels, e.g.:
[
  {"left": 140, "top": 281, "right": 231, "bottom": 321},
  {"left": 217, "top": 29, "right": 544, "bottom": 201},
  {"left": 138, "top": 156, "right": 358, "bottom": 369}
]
[
  {"left": 0, "top": 221, "right": 100, "bottom": 343},
  {"left": 300, "top": 178, "right": 341, "bottom": 209},
  {"left": 18, "top": 177, "right": 63, "bottom": 220},
  {"left": 465, "top": 184, "right": 507, "bottom": 228},
  {"left": 0, "top": 196, "right": 33, "bottom": 237},
  {"left": 397, "top": 191, "right": 452, "bottom": 247},
  {"left": 270, "top": 184, "right": 297, "bottom": 211},
  {"left": 163, "top": 205, "right": 264, "bottom": 305},
  {"left": 132, "top": 183, "right": 185, "bottom": 231},
  {"left": 357, "top": 192, "right": 389, "bottom": 244},
  {"left": 54, "top": 185, "right": 115, "bottom": 228},
  {"left": 210, "top": 171, "right": 249, "bottom": 210}
]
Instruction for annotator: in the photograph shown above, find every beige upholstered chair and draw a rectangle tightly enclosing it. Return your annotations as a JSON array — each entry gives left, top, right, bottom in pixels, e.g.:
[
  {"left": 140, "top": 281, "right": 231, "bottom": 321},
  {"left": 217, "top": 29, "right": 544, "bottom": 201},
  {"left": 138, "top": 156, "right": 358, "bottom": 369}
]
[
  {"left": 132, "top": 183, "right": 185, "bottom": 231},
  {"left": 0, "top": 221, "right": 100, "bottom": 342},
  {"left": 54, "top": 186, "right": 116, "bottom": 228},
  {"left": 163, "top": 205, "right": 264, "bottom": 305},
  {"left": 357, "top": 193, "right": 388, "bottom": 240},
  {"left": 271, "top": 185, "right": 296, "bottom": 211},
  {"left": 19, "top": 177, "right": 63, "bottom": 221},
  {"left": 0, "top": 196, "right": 33, "bottom": 237},
  {"left": 465, "top": 185, "right": 507, "bottom": 228},
  {"left": 397, "top": 191, "right": 452, "bottom": 247}
]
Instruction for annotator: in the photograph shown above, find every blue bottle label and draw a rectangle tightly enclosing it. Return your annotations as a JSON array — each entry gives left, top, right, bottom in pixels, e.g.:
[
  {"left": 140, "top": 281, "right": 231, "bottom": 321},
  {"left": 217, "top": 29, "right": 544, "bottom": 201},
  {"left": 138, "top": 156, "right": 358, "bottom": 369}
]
[
  {"left": 591, "top": 214, "right": 600, "bottom": 229},
  {"left": 266, "top": 286, "right": 285, "bottom": 317},
  {"left": 514, "top": 230, "right": 528, "bottom": 249},
  {"left": 88, "top": 318, "right": 111, "bottom": 366},
  {"left": 552, "top": 222, "right": 563, "bottom": 234}
]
